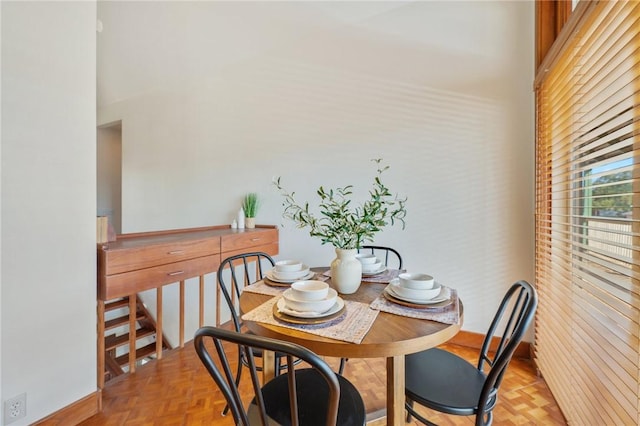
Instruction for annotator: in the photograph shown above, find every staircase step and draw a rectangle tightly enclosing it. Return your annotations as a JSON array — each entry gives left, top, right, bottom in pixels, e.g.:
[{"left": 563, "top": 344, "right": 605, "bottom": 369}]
[
  {"left": 103, "top": 295, "right": 173, "bottom": 382},
  {"left": 105, "top": 311, "right": 146, "bottom": 331},
  {"left": 105, "top": 327, "right": 156, "bottom": 351},
  {"left": 105, "top": 297, "right": 130, "bottom": 312},
  {"left": 115, "top": 342, "right": 162, "bottom": 367}
]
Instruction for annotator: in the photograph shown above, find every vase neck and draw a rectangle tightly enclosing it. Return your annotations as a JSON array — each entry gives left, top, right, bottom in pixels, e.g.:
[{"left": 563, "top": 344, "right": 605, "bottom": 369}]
[{"left": 335, "top": 248, "right": 357, "bottom": 256}]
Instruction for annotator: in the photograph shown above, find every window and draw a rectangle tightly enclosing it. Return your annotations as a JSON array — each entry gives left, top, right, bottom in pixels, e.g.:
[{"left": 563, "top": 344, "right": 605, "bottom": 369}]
[{"left": 535, "top": 1, "right": 640, "bottom": 424}]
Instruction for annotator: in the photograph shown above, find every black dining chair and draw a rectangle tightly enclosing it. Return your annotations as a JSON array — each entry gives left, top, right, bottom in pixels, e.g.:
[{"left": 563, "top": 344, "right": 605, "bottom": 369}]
[
  {"left": 358, "top": 245, "right": 403, "bottom": 270},
  {"left": 216, "top": 252, "right": 297, "bottom": 402},
  {"left": 194, "top": 326, "right": 366, "bottom": 426},
  {"left": 404, "top": 280, "right": 538, "bottom": 426}
]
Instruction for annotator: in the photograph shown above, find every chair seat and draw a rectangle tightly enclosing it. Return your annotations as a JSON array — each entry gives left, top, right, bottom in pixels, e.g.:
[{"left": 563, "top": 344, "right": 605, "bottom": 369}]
[
  {"left": 250, "top": 368, "right": 366, "bottom": 426},
  {"left": 405, "top": 348, "right": 487, "bottom": 416}
]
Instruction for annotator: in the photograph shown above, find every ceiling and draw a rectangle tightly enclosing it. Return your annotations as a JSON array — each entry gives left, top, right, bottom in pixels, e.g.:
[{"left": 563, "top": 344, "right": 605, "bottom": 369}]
[{"left": 97, "top": 1, "right": 525, "bottom": 108}]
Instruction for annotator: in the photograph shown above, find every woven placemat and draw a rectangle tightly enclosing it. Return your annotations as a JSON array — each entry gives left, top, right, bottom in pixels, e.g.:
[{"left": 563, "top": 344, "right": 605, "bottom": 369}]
[
  {"left": 242, "top": 281, "right": 288, "bottom": 296},
  {"left": 241, "top": 297, "right": 379, "bottom": 344},
  {"left": 369, "top": 287, "right": 460, "bottom": 325}
]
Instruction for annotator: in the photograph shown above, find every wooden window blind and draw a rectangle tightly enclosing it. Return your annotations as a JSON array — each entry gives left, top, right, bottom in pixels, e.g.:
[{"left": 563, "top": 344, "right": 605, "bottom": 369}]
[{"left": 535, "top": 1, "right": 640, "bottom": 424}]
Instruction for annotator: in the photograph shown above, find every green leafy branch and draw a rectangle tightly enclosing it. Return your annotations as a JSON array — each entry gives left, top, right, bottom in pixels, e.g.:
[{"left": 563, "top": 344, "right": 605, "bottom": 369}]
[{"left": 273, "top": 159, "right": 407, "bottom": 249}]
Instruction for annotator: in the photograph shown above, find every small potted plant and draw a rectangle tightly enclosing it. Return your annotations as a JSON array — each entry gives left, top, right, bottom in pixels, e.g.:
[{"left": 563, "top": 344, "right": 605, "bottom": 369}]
[
  {"left": 242, "top": 193, "right": 259, "bottom": 229},
  {"left": 274, "top": 159, "right": 407, "bottom": 293}
]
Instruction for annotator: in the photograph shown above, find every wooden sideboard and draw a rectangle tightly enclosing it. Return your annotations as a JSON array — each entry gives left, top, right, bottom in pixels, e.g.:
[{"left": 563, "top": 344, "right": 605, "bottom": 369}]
[{"left": 96, "top": 225, "right": 279, "bottom": 389}]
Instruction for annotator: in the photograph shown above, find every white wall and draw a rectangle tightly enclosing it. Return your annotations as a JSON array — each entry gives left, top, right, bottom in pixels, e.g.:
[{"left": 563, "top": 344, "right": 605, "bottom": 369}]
[
  {"left": 1, "top": 2, "right": 97, "bottom": 424},
  {"left": 98, "top": 1, "right": 535, "bottom": 339}
]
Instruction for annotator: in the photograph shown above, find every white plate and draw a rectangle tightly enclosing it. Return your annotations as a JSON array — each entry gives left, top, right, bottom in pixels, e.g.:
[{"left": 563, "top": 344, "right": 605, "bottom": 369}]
[
  {"left": 271, "top": 265, "right": 310, "bottom": 280},
  {"left": 385, "top": 280, "right": 449, "bottom": 304},
  {"left": 266, "top": 270, "right": 315, "bottom": 283},
  {"left": 282, "top": 288, "right": 338, "bottom": 313},
  {"left": 362, "top": 266, "right": 387, "bottom": 276},
  {"left": 389, "top": 279, "right": 441, "bottom": 300},
  {"left": 276, "top": 297, "right": 345, "bottom": 318}
]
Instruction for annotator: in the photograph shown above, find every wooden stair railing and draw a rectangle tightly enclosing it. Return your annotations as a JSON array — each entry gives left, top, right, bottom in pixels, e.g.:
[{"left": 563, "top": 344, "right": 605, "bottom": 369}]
[{"left": 103, "top": 295, "right": 172, "bottom": 382}]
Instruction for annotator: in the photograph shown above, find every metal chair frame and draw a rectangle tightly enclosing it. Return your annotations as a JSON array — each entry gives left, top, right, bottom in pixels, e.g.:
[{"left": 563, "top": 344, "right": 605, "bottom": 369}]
[
  {"left": 194, "top": 326, "right": 365, "bottom": 426},
  {"left": 217, "top": 252, "right": 275, "bottom": 336},
  {"left": 405, "top": 280, "right": 538, "bottom": 426},
  {"left": 216, "top": 252, "right": 297, "bottom": 411}
]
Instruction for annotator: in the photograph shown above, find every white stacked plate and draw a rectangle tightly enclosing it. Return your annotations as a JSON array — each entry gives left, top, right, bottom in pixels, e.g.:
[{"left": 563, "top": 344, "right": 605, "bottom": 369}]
[
  {"left": 362, "top": 264, "right": 386, "bottom": 276},
  {"left": 266, "top": 261, "right": 312, "bottom": 283},
  {"left": 385, "top": 278, "right": 448, "bottom": 304},
  {"left": 357, "top": 254, "right": 387, "bottom": 275},
  {"left": 276, "top": 297, "right": 344, "bottom": 319},
  {"left": 279, "top": 288, "right": 342, "bottom": 318}
]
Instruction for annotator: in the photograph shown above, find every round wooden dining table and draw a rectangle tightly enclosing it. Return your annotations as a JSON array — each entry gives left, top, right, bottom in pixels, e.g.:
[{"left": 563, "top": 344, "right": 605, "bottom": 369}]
[{"left": 239, "top": 271, "right": 463, "bottom": 425}]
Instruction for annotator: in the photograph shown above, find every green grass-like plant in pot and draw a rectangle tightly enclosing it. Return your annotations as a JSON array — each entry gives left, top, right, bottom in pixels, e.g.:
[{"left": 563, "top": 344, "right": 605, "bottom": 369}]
[{"left": 243, "top": 193, "right": 259, "bottom": 228}]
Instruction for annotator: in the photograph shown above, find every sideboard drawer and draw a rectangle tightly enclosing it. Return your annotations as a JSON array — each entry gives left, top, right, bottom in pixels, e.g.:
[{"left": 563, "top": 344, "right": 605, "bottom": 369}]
[
  {"left": 221, "top": 228, "right": 279, "bottom": 253},
  {"left": 105, "top": 238, "right": 220, "bottom": 275},
  {"left": 100, "top": 254, "right": 220, "bottom": 300}
]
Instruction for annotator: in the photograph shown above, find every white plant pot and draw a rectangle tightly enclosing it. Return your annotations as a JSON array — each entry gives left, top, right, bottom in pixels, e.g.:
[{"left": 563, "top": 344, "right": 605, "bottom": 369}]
[
  {"left": 245, "top": 217, "right": 256, "bottom": 229},
  {"left": 330, "top": 248, "right": 362, "bottom": 294}
]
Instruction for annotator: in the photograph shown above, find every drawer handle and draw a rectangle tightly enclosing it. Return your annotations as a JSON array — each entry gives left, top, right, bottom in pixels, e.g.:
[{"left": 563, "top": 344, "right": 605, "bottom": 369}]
[
  {"left": 168, "top": 250, "right": 185, "bottom": 255},
  {"left": 251, "top": 238, "right": 261, "bottom": 242},
  {"left": 167, "top": 271, "right": 184, "bottom": 276}
]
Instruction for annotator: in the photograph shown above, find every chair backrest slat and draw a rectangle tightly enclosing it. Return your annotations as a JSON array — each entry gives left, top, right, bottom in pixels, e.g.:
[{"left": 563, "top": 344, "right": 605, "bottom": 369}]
[
  {"left": 241, "top": 344, "right": 269, "bottom": 425},
  {"left": 479, "top": 283, "right": 530, "bottom": 368},
  {"left": 201, "top": 338, "right": 251, "bottom": 425}
]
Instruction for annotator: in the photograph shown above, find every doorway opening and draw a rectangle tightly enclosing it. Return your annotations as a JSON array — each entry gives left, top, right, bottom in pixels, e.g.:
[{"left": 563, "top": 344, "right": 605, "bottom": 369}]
[{"left": 97, "top": 121, "right": 122, "bottom": 234}]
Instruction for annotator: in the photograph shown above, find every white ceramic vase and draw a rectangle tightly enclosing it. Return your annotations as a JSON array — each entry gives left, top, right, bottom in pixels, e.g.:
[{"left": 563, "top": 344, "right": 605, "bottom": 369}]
[{"left": 330, "top": 248, "right": 362, "bottom": 294}]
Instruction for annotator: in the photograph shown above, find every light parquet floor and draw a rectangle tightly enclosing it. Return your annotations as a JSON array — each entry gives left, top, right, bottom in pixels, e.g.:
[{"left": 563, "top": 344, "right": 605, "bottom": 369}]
[{"left": 80, "top": 343, "right": 566, "bottom": 426}]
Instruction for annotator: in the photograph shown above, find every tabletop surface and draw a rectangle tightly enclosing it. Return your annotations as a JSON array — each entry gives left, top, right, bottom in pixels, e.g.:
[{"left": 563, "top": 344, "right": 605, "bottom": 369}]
[{"left": 239, "top": 277, "right": 463, "bottom": 359}]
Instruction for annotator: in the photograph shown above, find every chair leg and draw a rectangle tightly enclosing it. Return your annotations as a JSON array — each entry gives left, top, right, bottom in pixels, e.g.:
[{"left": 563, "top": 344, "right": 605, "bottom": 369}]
[
  {"left": 338, "top": 358, "right": 348, "bottom": 375},
  {"left": 406, "top": 399, "right": 413, "bottom": 423},
  {"left": 478, "top": 410, "right": 493, "bottom": 426},
  {"left": 405, "top": 399, "right": 437, "bottom": 426}
]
